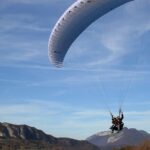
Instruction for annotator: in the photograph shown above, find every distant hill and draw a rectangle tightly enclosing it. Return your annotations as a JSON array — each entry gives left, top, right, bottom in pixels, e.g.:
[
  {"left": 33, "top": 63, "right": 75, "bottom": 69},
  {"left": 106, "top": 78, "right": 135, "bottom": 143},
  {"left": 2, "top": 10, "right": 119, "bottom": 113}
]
[
  {"left": 0, "top": 122, "right": 56, "bottom": 143},
  {"left": 86, "top": 127, "right": 150, "bottom": 150},
  {"left": 0, "top": 122, "right": 100, "bottom": 150}
]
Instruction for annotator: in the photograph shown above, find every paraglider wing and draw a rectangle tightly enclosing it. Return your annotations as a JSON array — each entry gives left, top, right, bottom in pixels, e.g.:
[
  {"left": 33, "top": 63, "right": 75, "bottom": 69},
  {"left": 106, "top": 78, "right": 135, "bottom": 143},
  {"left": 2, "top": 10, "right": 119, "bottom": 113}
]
[{"left": 48, "top": 0, "right": 133, "bottom": 67}]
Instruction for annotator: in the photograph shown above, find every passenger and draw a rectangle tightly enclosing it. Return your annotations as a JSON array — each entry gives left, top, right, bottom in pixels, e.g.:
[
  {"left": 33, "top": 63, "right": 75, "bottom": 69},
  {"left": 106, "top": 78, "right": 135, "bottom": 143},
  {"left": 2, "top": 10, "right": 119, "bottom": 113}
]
[{"left": 110, "top": 110, "right": 124, "bottom": 133}]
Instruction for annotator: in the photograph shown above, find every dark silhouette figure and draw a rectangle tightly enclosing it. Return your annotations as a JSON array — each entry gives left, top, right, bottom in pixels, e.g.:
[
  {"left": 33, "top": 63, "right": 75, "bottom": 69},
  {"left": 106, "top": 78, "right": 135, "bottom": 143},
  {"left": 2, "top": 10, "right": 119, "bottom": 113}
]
[{"left": 110, "top": 109, "right": 124, "bottom": 133}]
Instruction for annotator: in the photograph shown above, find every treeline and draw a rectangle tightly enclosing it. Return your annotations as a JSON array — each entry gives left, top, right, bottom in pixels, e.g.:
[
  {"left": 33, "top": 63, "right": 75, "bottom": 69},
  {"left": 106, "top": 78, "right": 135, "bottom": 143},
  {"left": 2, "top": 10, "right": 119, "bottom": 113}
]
[{"left": 117, "top": 140, "right": 150, "bottom": 150}]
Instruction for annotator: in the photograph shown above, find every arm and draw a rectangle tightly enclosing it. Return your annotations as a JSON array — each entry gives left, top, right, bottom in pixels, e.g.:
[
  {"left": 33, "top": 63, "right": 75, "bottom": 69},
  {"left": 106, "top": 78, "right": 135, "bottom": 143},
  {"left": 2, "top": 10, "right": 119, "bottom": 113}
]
[
  {"left": 110, "top": 112, "right": 113, "bottom": 119},
  {"left": 119, "top": 108, "right": 122, "bottom": 117},
  {"left": 120, "top": 113, "right": 124, "bottom": 120}
]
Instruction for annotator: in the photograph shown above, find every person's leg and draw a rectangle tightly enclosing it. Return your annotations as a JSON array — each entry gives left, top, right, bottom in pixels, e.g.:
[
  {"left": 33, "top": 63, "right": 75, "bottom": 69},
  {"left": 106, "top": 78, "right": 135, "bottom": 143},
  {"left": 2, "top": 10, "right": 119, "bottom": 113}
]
[
  {"left": 120, "top": 123, "right": 124, "bottom": 130},
  {"left": 110, "top": 125, "right": 114, "bottom": 133}
]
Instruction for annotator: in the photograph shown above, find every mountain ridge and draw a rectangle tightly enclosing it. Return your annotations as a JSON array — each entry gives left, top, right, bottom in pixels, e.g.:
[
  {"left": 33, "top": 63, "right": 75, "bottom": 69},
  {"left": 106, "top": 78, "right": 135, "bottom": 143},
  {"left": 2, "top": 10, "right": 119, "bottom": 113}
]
[
  {"left": 0, "top": 122, "right": 100, "bottom": 150},
  {"left": 0, "top": 122, "right": 56, "bottom": 143},
  {"left": 87, "top": 127, "right": 150, "bottom": 150},
  {"left": 0, "top": 122, "right": 150, "bottom": 150}
]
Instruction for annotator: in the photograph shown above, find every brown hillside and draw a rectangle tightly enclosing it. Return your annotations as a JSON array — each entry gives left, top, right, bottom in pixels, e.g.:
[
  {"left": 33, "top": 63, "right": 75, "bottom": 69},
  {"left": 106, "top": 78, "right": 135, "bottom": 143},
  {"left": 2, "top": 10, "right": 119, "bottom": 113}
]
[
  {"left": 117, "top": 140, "right": 150, "bottom": 150},
  {"left": 0, "top": 138, "right": 100, "bottom": 150}
]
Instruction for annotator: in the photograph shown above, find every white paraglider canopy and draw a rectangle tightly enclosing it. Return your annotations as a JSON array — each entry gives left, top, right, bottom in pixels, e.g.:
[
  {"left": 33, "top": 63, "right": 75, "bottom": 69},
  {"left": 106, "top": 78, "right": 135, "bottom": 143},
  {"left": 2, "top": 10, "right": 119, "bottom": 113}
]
[{"left": 48, "top": 0, "right": 134, "bottom": 67}]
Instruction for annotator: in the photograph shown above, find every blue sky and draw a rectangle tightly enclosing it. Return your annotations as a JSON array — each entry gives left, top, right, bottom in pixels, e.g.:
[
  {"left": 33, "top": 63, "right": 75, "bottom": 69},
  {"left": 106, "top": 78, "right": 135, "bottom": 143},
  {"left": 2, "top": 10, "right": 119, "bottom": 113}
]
[{"left": 0, "top": 0, "right": 150, "bottom": 139}]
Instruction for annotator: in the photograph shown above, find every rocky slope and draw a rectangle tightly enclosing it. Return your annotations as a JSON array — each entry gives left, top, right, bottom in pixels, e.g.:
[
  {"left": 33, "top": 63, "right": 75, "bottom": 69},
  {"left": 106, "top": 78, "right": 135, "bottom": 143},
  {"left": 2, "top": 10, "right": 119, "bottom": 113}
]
[
  {"left": 0, "top": 122, "right": 100, "bottom": 150},
  {"left": 0, "top": 122, "right": 56, "bottom": 143},
  {"left": 86, "top": 127, "right": 150, "bottom": 150}
]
